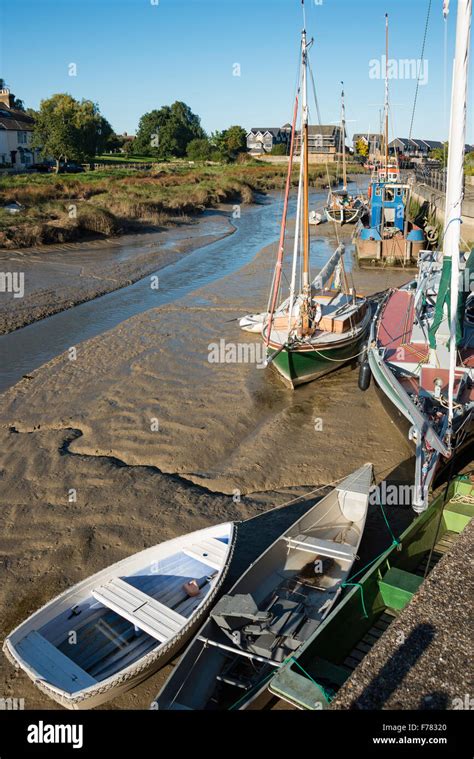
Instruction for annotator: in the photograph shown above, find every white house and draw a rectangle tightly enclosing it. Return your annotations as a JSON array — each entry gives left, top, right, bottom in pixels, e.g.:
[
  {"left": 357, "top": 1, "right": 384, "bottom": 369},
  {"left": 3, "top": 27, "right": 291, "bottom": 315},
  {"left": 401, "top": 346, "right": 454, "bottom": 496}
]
[{"left": 0, "top": 88, "right": 38, "bottom": 168}]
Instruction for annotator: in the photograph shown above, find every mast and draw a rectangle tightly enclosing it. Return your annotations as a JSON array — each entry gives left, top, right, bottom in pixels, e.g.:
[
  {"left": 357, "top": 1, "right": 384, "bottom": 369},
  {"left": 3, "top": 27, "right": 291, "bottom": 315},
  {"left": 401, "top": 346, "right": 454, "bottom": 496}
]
[
  {"left": 384, "top": 13, "right": 389, "bottom": 175},
  {"left": 444, "top": 0, "right": 472, "bottom": 429},
  {"left": 341, "top": 82, "right": 347, "bottom": 191},
  {"left": 302, "top": 27, "right": 310, "bottom": 307}
]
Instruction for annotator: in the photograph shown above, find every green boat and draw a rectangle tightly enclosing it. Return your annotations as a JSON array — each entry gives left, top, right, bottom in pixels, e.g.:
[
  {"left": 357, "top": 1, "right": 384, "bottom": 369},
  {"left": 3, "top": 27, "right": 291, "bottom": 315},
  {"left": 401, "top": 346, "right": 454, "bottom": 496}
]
[
  {"left": 262, "top": 14, "right": 370, "bottom": 389},
  {"left": 265, "top": 475, "right": 473, "bottom": 710}
]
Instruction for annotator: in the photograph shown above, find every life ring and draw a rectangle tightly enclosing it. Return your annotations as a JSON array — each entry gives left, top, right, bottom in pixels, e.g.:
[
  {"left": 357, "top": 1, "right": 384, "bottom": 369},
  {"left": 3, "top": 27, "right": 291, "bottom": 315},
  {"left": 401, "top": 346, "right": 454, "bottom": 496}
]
[{"left": 368, "top": 185, "right": 372, "bottom": 200}]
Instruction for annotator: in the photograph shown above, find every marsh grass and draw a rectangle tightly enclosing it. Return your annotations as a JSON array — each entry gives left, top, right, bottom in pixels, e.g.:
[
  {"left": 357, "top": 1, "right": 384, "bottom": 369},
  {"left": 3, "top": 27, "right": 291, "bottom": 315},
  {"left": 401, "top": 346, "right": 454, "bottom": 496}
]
[{"left": 0, "top": 162, "right": 347, "bottom": 248}]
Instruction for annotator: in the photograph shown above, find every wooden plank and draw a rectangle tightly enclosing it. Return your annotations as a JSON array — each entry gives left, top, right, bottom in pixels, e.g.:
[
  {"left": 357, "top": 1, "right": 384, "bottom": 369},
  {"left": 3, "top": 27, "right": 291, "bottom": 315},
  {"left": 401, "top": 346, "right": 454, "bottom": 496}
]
[
  {"left": 16, "top": 631, "right": 96, "bottom": 692},
  {"left": 92, "top": 578, "right": 186, "bottom": 642}
]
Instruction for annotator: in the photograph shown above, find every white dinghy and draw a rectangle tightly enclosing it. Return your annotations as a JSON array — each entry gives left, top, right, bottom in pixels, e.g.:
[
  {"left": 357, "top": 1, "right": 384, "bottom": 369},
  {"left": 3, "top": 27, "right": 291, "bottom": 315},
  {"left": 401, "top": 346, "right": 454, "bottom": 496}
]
[
  {"left": 153, "top": 464, "right": 372, "bottom": 711},
  {"left": 3, "top": 522, "right": 235, "bottom": 709}
]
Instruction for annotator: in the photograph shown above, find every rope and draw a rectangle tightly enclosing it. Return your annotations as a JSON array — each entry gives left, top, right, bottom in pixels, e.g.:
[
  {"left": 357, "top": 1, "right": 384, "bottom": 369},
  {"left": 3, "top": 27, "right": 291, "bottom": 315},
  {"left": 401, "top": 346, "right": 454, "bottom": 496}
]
[
  {"left": 289, "top": 657, "right": 334, "bottom": 704},
  {"left": 340, "top": 581, "right": 368, "bottom": 618},
  {"left": 408, "top": 0, "right": 432, "bottom": 139}
]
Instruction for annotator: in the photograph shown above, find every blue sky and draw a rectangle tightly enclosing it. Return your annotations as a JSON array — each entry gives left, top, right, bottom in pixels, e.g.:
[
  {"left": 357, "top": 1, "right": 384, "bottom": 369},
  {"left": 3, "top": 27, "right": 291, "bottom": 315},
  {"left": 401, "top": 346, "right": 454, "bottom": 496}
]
[{"left": 1, "top": 0, "right": 472, "bottom": 143}]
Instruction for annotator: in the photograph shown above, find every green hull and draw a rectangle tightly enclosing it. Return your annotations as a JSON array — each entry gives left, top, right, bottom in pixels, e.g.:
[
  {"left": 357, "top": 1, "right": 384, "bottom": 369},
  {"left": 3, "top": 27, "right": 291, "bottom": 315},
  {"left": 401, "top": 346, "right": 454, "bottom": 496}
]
[
  {"left": 269, "top": 477, "right": 474, "bottom": 709},
  {"left": 269, "top": 335, "right": 366, "bottom": 388}
]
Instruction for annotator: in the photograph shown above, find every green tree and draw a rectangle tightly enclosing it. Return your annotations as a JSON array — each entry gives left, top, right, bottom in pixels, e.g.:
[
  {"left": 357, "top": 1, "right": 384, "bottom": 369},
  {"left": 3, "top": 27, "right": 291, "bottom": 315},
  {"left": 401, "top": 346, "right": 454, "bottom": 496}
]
[
  {"left": 209, "top": 126, "right": 247, "bottom": 162},
  {"left": 186, "top": 138, "right": 213, "bottom": 161},
  {"left": 134, "top": 101, "right": 205, "bottom": 159},
  {"left": 430, "top": 142, "right": 448, "bottom": 167},
  {"left": 32, "top": 94, "right": 112, "bottom": 172},
  {"left": 270, "top": 143, "right": 288, "bottom": 156}
]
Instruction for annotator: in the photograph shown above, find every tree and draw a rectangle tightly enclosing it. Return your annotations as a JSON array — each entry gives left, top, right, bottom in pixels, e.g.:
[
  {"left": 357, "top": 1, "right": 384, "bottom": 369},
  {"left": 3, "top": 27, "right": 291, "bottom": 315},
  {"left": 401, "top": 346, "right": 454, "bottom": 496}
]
[
  {"left": 355, "top": 138, "right": 369, "bottom": 157},
  {"left": 32, "top": 94, "right": 112, "bottom": 172},
  {"left": 134, "top": 101, "right": 205, "bottom": 159},
  {"left": 270, "top": 143, "right": 288, "bottom": 156},
  {"left": 209, "top": 126, "right": 247, "bottom": 162},
  {"left": 222, "top": 125, "right": 247, "bottom": 158},
  {"left": 430, "top": 142, "right": 448, "bottom": 167},
  {"left": 186, "top": 138, "right": 213, "bottom": 161}
]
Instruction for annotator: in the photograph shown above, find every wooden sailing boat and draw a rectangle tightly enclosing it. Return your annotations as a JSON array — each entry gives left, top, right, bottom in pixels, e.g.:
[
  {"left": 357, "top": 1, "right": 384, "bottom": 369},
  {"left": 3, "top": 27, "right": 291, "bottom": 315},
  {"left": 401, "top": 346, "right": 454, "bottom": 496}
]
[
  {"left": 263, "top": 18, "right": 370, "bottom": 388},
  {"left": 152, "top": 464, "right": 372, "bottom": 711},
  {"left": 361, "top": 0, "right": 474, "bottom": 512},
  {"left": 3, "top": 522, "right": 235, "bottom": 709},
  {"left": 325, "top": 83, "right": 366, "bottom": 225}
]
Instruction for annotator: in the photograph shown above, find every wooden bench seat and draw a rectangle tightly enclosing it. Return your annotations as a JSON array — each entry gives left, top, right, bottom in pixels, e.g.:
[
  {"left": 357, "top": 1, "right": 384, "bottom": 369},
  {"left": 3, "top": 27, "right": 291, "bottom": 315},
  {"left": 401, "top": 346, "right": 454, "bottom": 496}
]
[
  {"left": 286, "top": 535, "right": 356, "bottom": 562},
  {"left": 16, "top": 630, "right": 96, "bottom": 693},
  {"left": 182, "top": 537, "right": 227, "bottom": 571},
  {"left": 92, "top": 577, "right": 186, "bottom": 643}
]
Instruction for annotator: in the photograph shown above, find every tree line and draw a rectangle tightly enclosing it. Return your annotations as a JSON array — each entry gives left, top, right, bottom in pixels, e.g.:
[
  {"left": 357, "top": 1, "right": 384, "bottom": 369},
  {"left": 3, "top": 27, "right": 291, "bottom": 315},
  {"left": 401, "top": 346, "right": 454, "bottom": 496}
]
[{"left": 6, "top": 84, "right": 248, "bottom": 171}]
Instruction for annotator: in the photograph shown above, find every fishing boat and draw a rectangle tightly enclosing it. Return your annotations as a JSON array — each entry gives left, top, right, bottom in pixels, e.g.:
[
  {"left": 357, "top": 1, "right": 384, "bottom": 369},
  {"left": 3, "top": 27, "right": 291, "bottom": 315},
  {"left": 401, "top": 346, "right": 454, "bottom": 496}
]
[
  {"left": 354, "top": 15, "right": 425, "bottom": 266},
  {"left": 268, "top": 474, "right": 474, "bottom": 710},
  {"left": 324, "top": 83, "right": 366, "bottom": 225},
  {"left": 360, "top": 0, "right": 474, "bottom": 513},
  {"left": 152, "top": 464, "right": 372, "bottom": 711},
  {"left": 262, "top": 14, "right": 370, "bottom": 388},
  {"left": 3, "top": 522, "right": 235, "bottom": 709}
]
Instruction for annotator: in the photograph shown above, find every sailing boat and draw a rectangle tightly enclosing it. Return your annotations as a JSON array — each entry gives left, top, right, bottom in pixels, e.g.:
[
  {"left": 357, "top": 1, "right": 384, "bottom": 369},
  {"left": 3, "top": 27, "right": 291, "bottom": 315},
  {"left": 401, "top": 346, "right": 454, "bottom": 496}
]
[
  {"left": 361, "top": 0, "right": 474, "bottom": 512},
  {"left": 325, "top": 83, "right": 366, "bottom": 225},
  {"left": 262, "top": 18, "right": 371, "bottom": 388},
  {"left": 355, "top": 14, "right": 425, "bottom": 265}
]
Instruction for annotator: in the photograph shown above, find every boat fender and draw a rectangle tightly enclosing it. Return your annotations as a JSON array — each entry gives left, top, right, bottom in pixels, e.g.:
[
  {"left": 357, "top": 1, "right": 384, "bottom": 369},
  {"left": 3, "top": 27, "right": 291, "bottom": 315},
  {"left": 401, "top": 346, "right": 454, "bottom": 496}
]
[
  {"left": 183, "top": 579, "right": 200, "bottom": 597},
  {"left": 358, "top": 361, "right": 371, "bottom": 391}
]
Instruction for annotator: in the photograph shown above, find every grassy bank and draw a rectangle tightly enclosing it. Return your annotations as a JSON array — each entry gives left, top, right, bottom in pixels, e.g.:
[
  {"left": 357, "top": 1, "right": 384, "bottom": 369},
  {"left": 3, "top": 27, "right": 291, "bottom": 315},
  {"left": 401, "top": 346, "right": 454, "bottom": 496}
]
[{"left": 0, "top": 162, "right": 350, "bottom": 249}]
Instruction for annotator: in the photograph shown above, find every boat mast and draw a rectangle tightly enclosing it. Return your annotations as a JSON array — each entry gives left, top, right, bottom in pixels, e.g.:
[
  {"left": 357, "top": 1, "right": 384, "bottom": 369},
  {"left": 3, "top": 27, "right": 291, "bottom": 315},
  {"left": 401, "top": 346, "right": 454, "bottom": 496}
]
[
  {"left": 444, "top": 0, "right": 472, "bottom": 430},
  {"left": 384, "top": 13, "right": 389, "bottom": 175},
  {"left": 341, "top": 82, "right": 347, "bottom": 192},
  {"left": 301, "top": 10, "right": 312, "bottom": 333}
]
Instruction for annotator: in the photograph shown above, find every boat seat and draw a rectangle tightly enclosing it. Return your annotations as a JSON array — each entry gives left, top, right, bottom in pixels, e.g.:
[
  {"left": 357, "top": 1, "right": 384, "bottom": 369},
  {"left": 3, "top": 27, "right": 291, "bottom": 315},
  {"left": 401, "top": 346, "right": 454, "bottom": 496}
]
[
  {"left": 182, "top": 538, "right": 227, "bottom": 571},
  {"left": 286, "top": 535, "right": 356, "bottom": 562},
  {"left": 15, "top": 630, "right": 97, "bottom": 693},
  {"left": 92, "top": 577, "right": 186, "bottom": 643}
]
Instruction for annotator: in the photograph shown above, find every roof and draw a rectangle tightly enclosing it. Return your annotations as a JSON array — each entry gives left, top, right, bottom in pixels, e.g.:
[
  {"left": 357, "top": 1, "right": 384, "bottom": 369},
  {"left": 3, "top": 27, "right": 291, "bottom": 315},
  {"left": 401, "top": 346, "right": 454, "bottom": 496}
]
[
  {"left": 0, "top": 105, "right": 34, "bottom": 131},
  {"left": 248, "top": 128, "right": 286, "bottom": 137},
  {"left": 421, "top": 139, "right": 444, "bottom": 150},
  {"left": 353, "top": 133, "right": 383, "bottom": 140},
  {"left": 307, "top": 125, "right": 342, "bottom": 136}
]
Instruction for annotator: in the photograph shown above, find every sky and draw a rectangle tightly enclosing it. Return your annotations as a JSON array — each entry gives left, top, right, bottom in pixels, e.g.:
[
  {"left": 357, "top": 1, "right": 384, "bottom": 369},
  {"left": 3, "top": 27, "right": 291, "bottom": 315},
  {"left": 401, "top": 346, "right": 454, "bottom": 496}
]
[{"left": 0, "top": 0, "right": 473, "bottom": 143}]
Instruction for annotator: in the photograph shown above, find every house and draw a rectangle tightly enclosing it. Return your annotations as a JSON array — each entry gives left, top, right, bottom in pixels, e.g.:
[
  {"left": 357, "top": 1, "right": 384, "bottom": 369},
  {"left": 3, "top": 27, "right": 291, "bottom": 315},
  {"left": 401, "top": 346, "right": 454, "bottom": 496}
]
[
  {"left": 295, "top": 125, "right": 345, "bottom": 161},
  {"left": 353, "top": 133, "right": 383, "bottom": 155},
  {"left": 0, "top": 88, "right": 38, "bottom": 168},
  {"left": 388, "top": 138, "right": 444, "bottom": 164},
  {"left": 246, "top": 126, "right": 291, "bottom": 154}
]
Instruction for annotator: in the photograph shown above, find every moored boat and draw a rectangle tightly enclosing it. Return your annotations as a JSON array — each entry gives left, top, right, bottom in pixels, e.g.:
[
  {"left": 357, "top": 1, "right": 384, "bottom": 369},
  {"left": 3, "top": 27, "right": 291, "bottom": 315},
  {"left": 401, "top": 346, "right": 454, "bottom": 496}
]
[
  {"left": 362, "top": 0, "right": 474, "bottom": 512},
  {"left": 268, "top": 474, "right": 474, "bottom": 709},
  {"left": 262, "top": 17, "right": 370, "bottom": 388},
  {"left": 324, "top": 83, "right": 367, "bottom": 226},
  {"left": 152, "top": 464, "right": 372, "bottom": 711},
  {"left": 3, "top": 522, "right": 235, "bottom": 709},
  {"left": 354, "top": 15, "right": 425, "bottom": 266}
]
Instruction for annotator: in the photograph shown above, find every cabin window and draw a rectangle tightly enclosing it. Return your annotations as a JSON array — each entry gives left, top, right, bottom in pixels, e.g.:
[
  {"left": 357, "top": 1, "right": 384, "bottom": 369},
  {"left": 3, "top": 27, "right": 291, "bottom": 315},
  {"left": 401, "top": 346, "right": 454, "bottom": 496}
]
[
  {"left": 385, "top": 189, "right": 394, "bottom": 202},
  {"left": 375, "top": 187, "right": 382, "bottom": 196}
]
